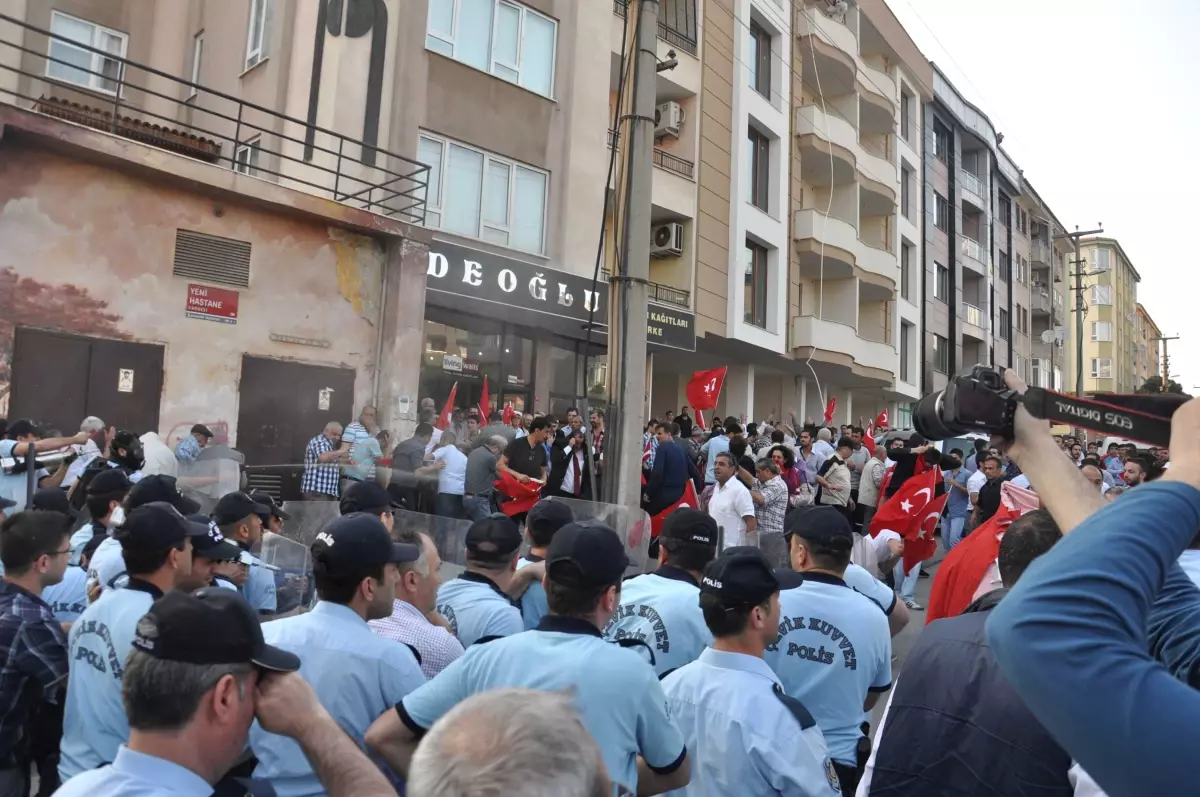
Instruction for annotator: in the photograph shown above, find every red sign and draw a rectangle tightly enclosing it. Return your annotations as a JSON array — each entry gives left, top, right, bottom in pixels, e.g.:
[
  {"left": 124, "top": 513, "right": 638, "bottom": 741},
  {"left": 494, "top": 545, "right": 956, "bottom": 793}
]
[{"left": 186, "top": 284, "right": 239, "bottom": 324}]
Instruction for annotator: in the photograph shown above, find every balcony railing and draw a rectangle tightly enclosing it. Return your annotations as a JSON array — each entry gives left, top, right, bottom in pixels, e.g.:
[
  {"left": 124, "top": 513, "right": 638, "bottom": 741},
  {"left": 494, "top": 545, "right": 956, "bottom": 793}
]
[
  {"left": 601, "top": 267, "right": 690, "bottom": 308},
  {"left": 959, "top": 170, "right": 985, "bottom": 200},
  {"left": 609, "top": 130, "right": 695, "bottom": 180},
  {"left": 1031, "top": 238, "right": 1051, "bottom": 266},
  {"left": 963, "top": 303, "right": 984, "bottom": 327},
  {"left": 614, "top": 0, "right": 699, "bottom": 56},
  {"left": 0, "top": 12, "right": 429, "bottom": 224},
  {"left": 960, "top": 235, "right": 986, "bottom": 265}
]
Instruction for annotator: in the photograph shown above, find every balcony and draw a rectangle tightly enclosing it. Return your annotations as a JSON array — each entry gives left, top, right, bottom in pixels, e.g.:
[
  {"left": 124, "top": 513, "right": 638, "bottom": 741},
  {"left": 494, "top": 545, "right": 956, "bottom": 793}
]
[
  {"left": 793, "top": 208, "right": 896, "bottom": 284},
  {"left": 795, "top": 104, "right": 857, "bottom": 160},
  {"left": 790, "top": 315, "right": 897, "bottom": 377},
  {"left": 1031, "top": 238, "right": 1051, "bottom": 267},
  {"left": 600, "top": 268, "right": 690, "bottom": 308},
  {"left": 614, "top": 0, "right": 698, "bottom": 56},
  {"left": 795, "top": 4, "right": 857, "bottom": 59},
  {"left": 858, "top": 136, "right": 897, "bottom": 187},
  {"left": 960, "top": 235, "right": 987, "bottom": 274},
  {"left": 960, "top": 170, "right": 986, "bottom": 209},
  {"left": 962, "top": 302, "right": 986, "bottom": 341},
  {"left": 1031, "top": 286, "right": 1052, "bottom": 317},
  {"left": 608, "top": 130, "right": 695, "bottom": 180}
]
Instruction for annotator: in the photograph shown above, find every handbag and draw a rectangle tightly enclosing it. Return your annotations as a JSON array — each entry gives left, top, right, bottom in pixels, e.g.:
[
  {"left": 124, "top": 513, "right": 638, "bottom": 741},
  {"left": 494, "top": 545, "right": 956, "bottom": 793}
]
[{"left": 790, "top": 483, "right": 815, "bottom": 508}]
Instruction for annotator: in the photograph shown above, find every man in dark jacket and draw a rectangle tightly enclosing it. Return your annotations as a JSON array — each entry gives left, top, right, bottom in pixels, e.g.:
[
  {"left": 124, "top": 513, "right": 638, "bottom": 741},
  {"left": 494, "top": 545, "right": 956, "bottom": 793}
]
[
  {"left": 642, "top": 423, "right": 700, "bottom": 516},
  {"left": 859, "top": 509, "right": 1069, "bottom": 795},
  {"left": 388, "top": 423, "right": 433, "bottom": 510},
  {"left": 543, "top": 426, "right": 592, "bottom": 500}
]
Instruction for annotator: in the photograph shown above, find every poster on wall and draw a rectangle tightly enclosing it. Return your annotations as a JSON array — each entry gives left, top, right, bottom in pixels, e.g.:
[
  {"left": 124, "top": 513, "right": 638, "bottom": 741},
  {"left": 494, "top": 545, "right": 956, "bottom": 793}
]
[{"left": 185, "top": 284, "right": 239, "bottom": 324}]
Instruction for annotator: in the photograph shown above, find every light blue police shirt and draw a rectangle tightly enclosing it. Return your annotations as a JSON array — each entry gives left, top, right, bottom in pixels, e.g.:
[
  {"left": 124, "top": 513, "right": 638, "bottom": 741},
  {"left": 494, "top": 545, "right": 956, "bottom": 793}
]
[
  {"left": 250, "top": 600, "right": 425, "bottom": 797},
  {"left": 516, "top": 555, "right": 548, "bottom": 630},
  {"left": 238, "top": 546, "right": 278, "bottom": 614},
  {"left": 69, "top": 522, "right": 107, "bottom": 567},
  {"left": 435, "top": 572, "right": 523, "bottom": 647},
  {"left": 661, "top": 648, "right": 841, "bottom": 797},
  {"left": 0, "top": 439, "right": 48, "bottom": 513},
  {"left": 87, "top": 536, "right": 128, "bottom": 594},
  {"left": 59, "top": 581, "right": 161, "bottom": 780},
  {"left": 764, "top": 572, "right": 892, "bottom": 767},
  {"left": 841, "top": 562, "right": 897, "bottom": 616},
  {"left": 52, "top": 745, "right": 211, "bottom": 797},
  {"left": 42, "top": 565, "right": 89, "bottom": 623},
  {"left": 399, "top": 616, "right": 687, "bottom": 796},
  {"left": 603, "top": 566, "right": 712, "bottom": 677}
]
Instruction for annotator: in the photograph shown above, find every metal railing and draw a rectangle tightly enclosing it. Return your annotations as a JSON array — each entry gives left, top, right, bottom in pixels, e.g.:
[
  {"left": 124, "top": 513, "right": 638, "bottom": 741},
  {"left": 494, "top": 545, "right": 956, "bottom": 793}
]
[
  {"left": 0, "top": 13, "right": 429, "bottom": 224},
  {"left": 609, "top": 130, "right": 695, "bottom": 180},
  {"left": 614, "top": 0, "right": 699, "bottom": 56},
  {"left": 963, "top": 303, "right": 984, "bottom": 327},
  {"left": 960, "top": 235, "right": 986, "bottom": 264},
  {"left": 601, "top": 267, "right": 691, "bottom": 308},
  {"left": 959, "top": 169, "right": 985, "bottom": 200},
  {"left": 1031, "top": 238, "right": 1051, "bottom": 266}
]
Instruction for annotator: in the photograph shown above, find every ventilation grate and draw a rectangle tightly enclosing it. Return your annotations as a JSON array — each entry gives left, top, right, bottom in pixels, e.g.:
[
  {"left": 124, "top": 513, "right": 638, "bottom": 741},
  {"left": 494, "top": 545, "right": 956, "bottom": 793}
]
[{"left": 172, "top": 229, "right": 252, "bottom": 288}]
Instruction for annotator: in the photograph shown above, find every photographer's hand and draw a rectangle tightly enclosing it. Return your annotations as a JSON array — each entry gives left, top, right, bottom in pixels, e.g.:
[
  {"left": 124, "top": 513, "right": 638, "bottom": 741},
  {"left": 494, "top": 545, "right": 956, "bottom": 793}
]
[
  {"left": 991, "top": 369, "right": 1103, "bottom": 535},
  {"left": 1160, "top": 397, "right": 1200, "bottom": 491}
]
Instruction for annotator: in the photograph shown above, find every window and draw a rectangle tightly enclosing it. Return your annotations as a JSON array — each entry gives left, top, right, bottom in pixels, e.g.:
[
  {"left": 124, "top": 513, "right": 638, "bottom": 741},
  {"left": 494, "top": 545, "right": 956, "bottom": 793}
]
[
  {"left": 998, "top": 309, "right": 1009, "bottom": 340},
  {"left": 245, "top": 0, "right": 270, "bottom": 70},
  {"left": 1091, "top": 321, "right": 1113, "bottom": 341},
  {"left": 233, "top": 137, "right": 260, "bottom": 176},
  {"left": 998, "top": 250, "right": 1010, "bottom": 283},
  {"left": 900, "top": 321, "right": 913, "bottom": 382},
  {"left": 900, "top": 165, "right": 912, "bottom": 220},
  {"left": 933, "top": 334, "right": 949, "bottom": 373},
  {"left": 1091, "top": 284, "right": 1112, "bottom": 305},
  {"left": 419, "top": 133, "right": 548, "bottom": 253},
  {"left": 1092, "top": 247, "right": 1111, "bottom": 271},
  {"left": 1091, "top": 358, "right": 1113, "bottom": 379},
  {"left": 900, "top": 90, "right": 912, "bottom": 142},
  {"left": 935, "top": 262, "right": 949, "bottom": 301},
  {"left": 1020, "top": 306, "right": 1029, "bottom": 333},
  {"left": 45, "top": 12, "right": 127, "bottom": 95},
  {"left": 933, "top": 120, "right": 951, "bottom": 163},
  {"left": 900, "top": 242, "right": 912, "bottom": 300},
  {"left": 747, "top": 127, "right": 770, "bottom": 212},
  {"left": 1014, "top": 352, "right": 1025, "bottom": 379},
  {"left": 748, "top": 20, "right": 771, "bottom": 99},
  {"left": 188, "top": 33, "right": 203, "bottom": 99},
  {"left": 1015, "top": 253, "right": 1028, "bottom": 284},
  {"left": 743, "top": 240, "right": 769, "bottom": 328},
  {"left": 934, "top": 192, "right": 949, "bottom": 231},
  {"left": 426, "top": 0, "right": 557, "bottom": 99}
]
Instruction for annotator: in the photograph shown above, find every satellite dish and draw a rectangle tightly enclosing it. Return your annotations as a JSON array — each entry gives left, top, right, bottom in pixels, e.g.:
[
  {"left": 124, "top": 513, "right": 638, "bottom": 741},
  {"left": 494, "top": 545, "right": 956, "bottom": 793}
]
[{"left": 1040, "top": 330, "right": 1054, "bottom": 344}]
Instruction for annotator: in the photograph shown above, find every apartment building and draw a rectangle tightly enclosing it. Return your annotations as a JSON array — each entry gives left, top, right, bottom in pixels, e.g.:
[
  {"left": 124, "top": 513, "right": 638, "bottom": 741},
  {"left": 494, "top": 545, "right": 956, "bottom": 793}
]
[
  {"left": 1135, "top": 302, "right": 1162, "bottom": 387},
  {"left": 1022, "top": 180, "right": 1072, "bottom": 392},
  {"left": 1066, "top": 237, "right": 1142, "bottom": 394}
]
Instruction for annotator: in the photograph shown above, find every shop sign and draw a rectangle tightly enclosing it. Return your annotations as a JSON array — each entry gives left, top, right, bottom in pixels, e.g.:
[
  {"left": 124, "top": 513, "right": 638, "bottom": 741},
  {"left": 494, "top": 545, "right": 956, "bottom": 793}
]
[
  {"left": 186, "top": 283, "right": 239, "bottom": 324},
  {"left": 442, "top": 354, "right": 463, "bottom": 373},
  {"left": 647, "top": 303, "right": 697, "bottom": 352},
  {"left": 506, "top": 374, "right": 527, "bottom": 388},
  {"left": 426, "top": 241, "right": 605, "bottom": 325}
]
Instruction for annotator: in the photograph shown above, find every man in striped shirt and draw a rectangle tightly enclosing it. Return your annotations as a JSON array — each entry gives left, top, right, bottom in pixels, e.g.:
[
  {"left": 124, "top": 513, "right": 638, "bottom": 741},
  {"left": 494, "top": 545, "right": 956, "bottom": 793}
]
[{"left": 341, "top": 406, "right": 378, "bottom": 494}]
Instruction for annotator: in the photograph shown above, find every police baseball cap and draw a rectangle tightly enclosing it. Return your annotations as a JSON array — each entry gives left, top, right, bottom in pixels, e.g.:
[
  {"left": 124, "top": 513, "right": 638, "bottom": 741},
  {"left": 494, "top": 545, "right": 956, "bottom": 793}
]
[
  {"left": 186, "top": 513, "right": 242, "bottom": 562},
  {"left": 525, "top": 499, "right": 574, "bottom": 539},
  {"left": 700, "top": 547, "right": 779, "bottom": 609},
  {"left": 339, "top": 481, "right": 398, "bottom": 517},
  {"left": 465, "top": 515, "right": 523, "bottom": 561},
  {"left": 784, "top": 505, "right": 854, "bottom": 553},
  {"left": 250, "top": 490, "right": 290, "bottom": 521},
  {"left": 659, "top": 507, "right": 718, "bottom": 547},
  {"left": 546, "top": 520, "right": 630, "bottom": 589},
  {"left": 116, "top": 502, "right": 210, "bottom": 549},
  {"left": 311, "top": 512, "right": 420, "bottom": 574},
  {"left": 212, "top": 492, "right": 270, "bottom": 526},
  {"left": 190, "top": 424, "right": 214, "bottom": 439},
  {"left": 128, "top": 474, "right": 200, "bottom": 515},
  {"left": 132, "top": 588, "right": 300, "bottom": 672},
  {"left": 31, "top": 488, "right": 78, "bottom": 518},
  {"left": 87, "top": 468, "right": 131, "bottom": 497},
  {"left": 0, "top": 497, "right": 15, "bottom": 510},
  {"left": 111, "top": 429, "right": 140, "bottom": 452}
]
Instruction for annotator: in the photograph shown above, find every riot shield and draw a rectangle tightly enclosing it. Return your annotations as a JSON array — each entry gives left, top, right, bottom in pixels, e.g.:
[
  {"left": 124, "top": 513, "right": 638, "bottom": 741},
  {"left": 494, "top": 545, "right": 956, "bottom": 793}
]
[
  {"left": 547, "top": 497, "right": 653, "bottom": 578},
  {"left": 178, "top": 444, "right": 246, "bottom": 515},
  {"left": 259, "top": 531, "right": 313, "bottom": 616},
  {"left": 279, "top": 500, "right": 341, "bottom": 548},
  {"left": 392, "top": 508, "right": 471, "bottom": 582}
]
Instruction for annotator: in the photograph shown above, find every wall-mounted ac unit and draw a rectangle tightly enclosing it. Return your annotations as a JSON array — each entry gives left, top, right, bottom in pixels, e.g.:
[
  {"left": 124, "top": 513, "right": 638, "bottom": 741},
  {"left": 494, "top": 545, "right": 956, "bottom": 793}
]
[
  {"left": 650, "top": 222, "right": 685, "bottom": 258},
  {"left": 654, "top": 102, "right": 684, "bottom": 138}
]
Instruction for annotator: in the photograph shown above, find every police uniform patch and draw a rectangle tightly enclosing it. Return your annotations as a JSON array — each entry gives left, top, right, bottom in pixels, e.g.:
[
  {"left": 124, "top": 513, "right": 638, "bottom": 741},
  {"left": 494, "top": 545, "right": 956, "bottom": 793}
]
[
  {"left": 824, "top": 758, "right": 840, "bottom": 792},
  {"left": 133, "top": 616, "right": 158, "bottom": 651}
]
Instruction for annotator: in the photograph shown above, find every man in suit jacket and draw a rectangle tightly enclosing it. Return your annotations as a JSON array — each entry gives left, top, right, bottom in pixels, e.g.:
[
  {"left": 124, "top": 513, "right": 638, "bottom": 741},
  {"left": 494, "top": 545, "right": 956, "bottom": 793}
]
[
  {"left": 544, "top": 427, "right": 592, "bottom": 500},
  {"left": 643, "top": 422, "right": 700, "bottom": 516}
]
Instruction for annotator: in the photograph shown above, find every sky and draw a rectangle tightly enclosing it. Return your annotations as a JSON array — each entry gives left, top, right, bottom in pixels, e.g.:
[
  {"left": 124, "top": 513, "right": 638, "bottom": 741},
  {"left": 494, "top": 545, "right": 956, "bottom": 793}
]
[{"left": 883, "top": 0, "right": 1197, "bottom": 392}]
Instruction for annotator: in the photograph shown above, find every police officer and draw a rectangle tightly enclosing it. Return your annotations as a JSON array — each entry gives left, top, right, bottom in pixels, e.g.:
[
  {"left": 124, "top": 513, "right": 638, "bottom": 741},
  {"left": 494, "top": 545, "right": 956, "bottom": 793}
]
[
  {"left": 211, "top": 491, "right": 275, "bottom": 616},
  {"left": 67, "top": 469, "right": 130, "bottom": 566},
  {"left": 68, "top": 429, "right": 146, "bottom": 512},
  {"left": 662, "top": 547, "right": 842, "bottom": 796},
  {"left": 765, "top": 507, "right": 892, "bottom": 795},
  {"left": 515, "top": 498, "right": 573, "bottom": 629},
  {"left": 185, "top": 513, "right": 243, "bottom": 591},
  {"left": 340, "top": 480, "right": 399, "bottom": 531},
  {"left": 87, "top": 475, "right": 200, "bottom": 597},
  {"left": 434, "top": 515, "right": 525, "bottom": 647},
  {"left": 249, "top": 513, "right": 426, "bottom": 796},
  {"left": 58, "top": 503, "right": 208, "bottom": 780},
  {"left": 250, "top": 489, "right": 291, "bottom": 533},
  {"left": 604, "top": 507, "right": 718, "bottom": 677},
  {"left": 365, "top": 520, "right": 692, "bottom": 797}
]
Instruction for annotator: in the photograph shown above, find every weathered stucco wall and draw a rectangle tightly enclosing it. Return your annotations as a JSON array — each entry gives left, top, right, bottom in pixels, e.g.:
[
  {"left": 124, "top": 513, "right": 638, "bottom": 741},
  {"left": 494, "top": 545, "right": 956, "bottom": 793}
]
[{"left": 0, "top": 142, "right": 386, "bottom": 445}]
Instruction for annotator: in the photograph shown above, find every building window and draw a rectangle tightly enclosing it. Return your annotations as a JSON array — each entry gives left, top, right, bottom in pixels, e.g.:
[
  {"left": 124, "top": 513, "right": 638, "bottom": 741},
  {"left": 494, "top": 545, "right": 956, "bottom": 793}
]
[
  {"left": 900, "top": 90, "right": 912, "bottom": 143},
  {"left": 1018, "top": 305, "right": 1029, "bottom": 333},
  {"left": 1014, "top": 352, "right": 1025, "bottom": 378},
  {"left": 1091, "top": 321, "right": 1113, "bottom": 341},
  {"left": 999, "top": 309, "right": 1009, "bottom": 340},
  {"left": 900, "top": 165, "right": 912, "bottom": 220},
  {"left": 188, "top": 33, "right": 203, "bottom": 99},
  {"left": 419, "top": 133, "right": 549, "bottom": 254},
  {"left": 1015, "top": 253, "right": 1028, "bottom": 284},
  {"left": 233, "top": 137, "right": 261, "bottom": 176},
  {"left": 900, "top": 242, "right": 912, "bottom": 300},
  {"left": 900, "top": 321, "right": 913, "bottom": 382},
  {"left": 933, "top": 120, "right": 951, "bottom": 164},
  {"left": 245, "top": 0, "right": 270, "bottom": 70},
  {"left": 934, "top": 192, "right": 949, "bottom": 231},
  {"left": 1091, "top": 284, "right": 1112, "bottom": 305},
  {"left": 933, "top": 334, "right": 949, "bottom": 373},
  {"left": 747, "top": 127, "right": 771, "bottom": 212},
  {"left": 999, "top": 250, "right": 1011, "bottom": 283},
  {"left": 744, "top": 240, "right": 769, "bottom": 328},
  {"left": 748, "top": 20, "right": 771, "bottom": 99},
  {"left": 1091, "top": 357, "right": 1113, "bottom": 379},
  {"left": 935, "top": 262, "right": 949, "bottom": 302},
  {"left": 998, "top": 197, "right": 1012, "bottom": 229},
  {"left": 45, "top": 11, "right": 128, "bottom": 95},
  {"left": 426, "top": 0, "right": 558, "bottom": 99},
  {"left": 1092, "top": 247, "right": 1111, "bottom": 271}
]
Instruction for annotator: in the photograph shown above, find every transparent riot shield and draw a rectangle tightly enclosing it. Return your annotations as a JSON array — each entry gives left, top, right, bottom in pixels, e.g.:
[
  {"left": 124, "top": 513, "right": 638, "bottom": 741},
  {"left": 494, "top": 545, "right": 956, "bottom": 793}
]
[
  {"left": 279, "top": 500, "right": 341, "bottom": 548},
  {"left": 178, "top": 444, "right": 246, "bottom": 515},
  {"left": 259, "top": 531, "right": 313, "bottom": 616},
  {"left": 392, "top": 508, "right": 471, "bottom": 582},
  {"left": 546, "top": 497, "right": 653, "bottom": 578}
]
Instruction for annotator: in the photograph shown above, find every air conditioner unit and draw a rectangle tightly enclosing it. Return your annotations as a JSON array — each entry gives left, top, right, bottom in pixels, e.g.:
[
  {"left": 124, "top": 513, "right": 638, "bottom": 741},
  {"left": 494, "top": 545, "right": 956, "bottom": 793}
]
[
  {"left": 650, "top": 222, "right": 685, "bottom": 258},
  {"left": 654, "top": 102, "right": 685, "bottom": 139}
]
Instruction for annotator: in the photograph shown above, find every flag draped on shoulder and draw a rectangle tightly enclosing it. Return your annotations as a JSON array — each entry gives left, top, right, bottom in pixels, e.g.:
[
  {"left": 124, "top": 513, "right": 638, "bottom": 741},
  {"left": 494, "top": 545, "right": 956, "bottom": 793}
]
[{"left": 868, "top": 460, "right": 948, "bottom": 572}]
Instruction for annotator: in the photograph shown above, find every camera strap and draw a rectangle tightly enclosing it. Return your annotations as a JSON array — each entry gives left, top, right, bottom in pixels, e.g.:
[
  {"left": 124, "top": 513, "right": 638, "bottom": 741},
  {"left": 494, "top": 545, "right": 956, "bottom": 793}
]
[{"left": 1021, "top": 388, "right": 1173, "bottom": 448}]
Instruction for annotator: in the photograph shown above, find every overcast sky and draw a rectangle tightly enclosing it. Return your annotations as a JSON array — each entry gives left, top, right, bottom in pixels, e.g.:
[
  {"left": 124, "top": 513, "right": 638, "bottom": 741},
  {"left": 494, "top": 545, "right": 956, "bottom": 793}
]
[{"left": 884, "top": 0, "right": 1196, "bottom": 392}]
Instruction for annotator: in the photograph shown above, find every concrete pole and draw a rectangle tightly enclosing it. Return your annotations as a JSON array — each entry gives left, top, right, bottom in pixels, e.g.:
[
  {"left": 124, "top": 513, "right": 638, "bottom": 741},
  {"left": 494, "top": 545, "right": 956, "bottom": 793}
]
[{"left": 603, "top": 0, "right": 657, "bottom": 508}]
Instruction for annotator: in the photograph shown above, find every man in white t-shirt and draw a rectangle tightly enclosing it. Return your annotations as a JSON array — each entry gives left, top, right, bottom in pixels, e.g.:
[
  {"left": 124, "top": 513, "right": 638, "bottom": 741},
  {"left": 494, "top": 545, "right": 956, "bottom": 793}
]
[
  {"left": 432, "top": 433, "right": 469, "bottom": 520},
  {"left": 708, "top": 452, "right": 757, "bottom": 549}
]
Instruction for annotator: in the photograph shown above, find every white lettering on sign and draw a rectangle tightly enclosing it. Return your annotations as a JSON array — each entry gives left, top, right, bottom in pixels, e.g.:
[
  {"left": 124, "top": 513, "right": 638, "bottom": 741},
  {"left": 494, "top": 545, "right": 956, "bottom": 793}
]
[
  {"left": 498, "top": 269, "right": 517, "bottom": 293},
  {"left": 557, "top": 284, "right": 574, "bottom": 307},
  {"left": 463, "top": 260, "right": 483, "bottom": 286},
  {"left": 584, "top": 290, "right": 599, "bottom": 311},
  {"left": 427, "top": 252, "right": 449, "bottom": 279},
  {"left": 529, "top": 273, "right": 547, "bottom": 301}
]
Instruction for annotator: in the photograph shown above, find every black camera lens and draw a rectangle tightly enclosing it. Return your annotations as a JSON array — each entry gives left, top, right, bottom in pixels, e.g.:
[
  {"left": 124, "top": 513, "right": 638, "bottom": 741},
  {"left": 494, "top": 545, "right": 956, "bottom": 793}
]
[{"left": 912, "top": 391, "right": 961, "bottom": 441}]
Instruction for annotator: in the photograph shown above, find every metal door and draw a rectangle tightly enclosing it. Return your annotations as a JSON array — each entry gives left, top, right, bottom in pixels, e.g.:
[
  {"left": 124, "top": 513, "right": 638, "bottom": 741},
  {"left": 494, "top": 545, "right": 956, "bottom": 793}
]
[{"left": 85, "top": 338, "right": 165, "bottom": 435}]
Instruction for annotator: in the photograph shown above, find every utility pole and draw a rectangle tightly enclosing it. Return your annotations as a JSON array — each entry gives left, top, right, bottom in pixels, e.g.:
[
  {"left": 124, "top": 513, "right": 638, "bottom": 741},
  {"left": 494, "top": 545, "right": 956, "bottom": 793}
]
[
  {"left": 1153, "top": 335, "right": 1180, "bottom": 391},
  {"left": 1058, "top": 224, "right": 1104, "bottom": 396},
  {"left": 604, "top": 0, "right": 657, "bottom": 509}
]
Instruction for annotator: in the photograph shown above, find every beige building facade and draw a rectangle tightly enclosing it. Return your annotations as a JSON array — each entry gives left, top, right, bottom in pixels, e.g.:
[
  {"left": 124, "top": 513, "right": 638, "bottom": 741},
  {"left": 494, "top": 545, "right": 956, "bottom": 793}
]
[{"left": 1066, "top": 237, "right": 1142, "bottom": 394}]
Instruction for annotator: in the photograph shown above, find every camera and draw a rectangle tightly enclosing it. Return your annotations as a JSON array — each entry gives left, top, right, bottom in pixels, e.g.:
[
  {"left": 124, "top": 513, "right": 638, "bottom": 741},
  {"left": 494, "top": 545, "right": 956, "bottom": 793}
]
[{"left": 912, "top": 364, "right": 1180, "bottom": 448}]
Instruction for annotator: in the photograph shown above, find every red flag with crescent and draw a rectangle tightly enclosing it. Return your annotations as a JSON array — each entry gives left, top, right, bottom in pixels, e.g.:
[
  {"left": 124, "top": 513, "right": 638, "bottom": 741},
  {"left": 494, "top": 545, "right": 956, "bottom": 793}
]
[
  {"left": 823, "top": 397, "right": 837, "bottom": 425},
  {"left": 868, "top": 463, "right": 947, "bottom": 571}
]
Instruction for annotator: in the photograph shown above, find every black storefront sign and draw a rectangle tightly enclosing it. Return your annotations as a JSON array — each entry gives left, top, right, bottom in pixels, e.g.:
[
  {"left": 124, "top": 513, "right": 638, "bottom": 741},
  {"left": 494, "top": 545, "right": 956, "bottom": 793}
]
[{"left": 425, "top": 240, "right": 696, "bottom": 352}]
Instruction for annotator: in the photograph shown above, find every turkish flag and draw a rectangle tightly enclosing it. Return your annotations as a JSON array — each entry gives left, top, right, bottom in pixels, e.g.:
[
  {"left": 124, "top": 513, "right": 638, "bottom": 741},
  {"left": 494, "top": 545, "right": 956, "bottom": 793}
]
[
  {"left": 686, "top": 368, "right": 727, "bottom": 413},
  {"left": 435, "top": 383, "right": 458, "bottom": 431},
  {"left": 823, "top": 397, "right": 837, "bottom": 425},
  {"left": 875, "top": 409, "right": 888, "bottom": 429},
  {"left": 494, "top": 472, "right": 542, "bottom": 516},
  {"left": 926, "top": 505, "right": 1022, "bottom": 623},
  {"left": 869, "top": 464, "right": 946, "bottom": 543},
  {"left": 865, "top": 420, "right": 875, "bottom": 440},
  {"left": 502, "top": 402, "right": 514, "bottom": 425},
  {"left": 478, "top": 376, "right": 490, "bottom": 421}
]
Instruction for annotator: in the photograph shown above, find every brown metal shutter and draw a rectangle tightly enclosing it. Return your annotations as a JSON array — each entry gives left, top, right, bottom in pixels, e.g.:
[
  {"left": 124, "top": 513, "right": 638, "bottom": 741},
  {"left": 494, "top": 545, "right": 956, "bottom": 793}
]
[{"left": 172, "top": 229, "right": 252, "bottom": 288}]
